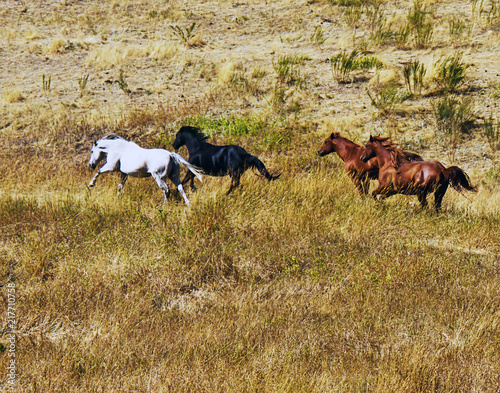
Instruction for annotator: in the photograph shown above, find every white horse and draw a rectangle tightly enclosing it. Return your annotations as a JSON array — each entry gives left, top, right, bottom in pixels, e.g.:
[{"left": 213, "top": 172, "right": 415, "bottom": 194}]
[{"left": 88, "top": 134, "right": 202, "bottom": 206}]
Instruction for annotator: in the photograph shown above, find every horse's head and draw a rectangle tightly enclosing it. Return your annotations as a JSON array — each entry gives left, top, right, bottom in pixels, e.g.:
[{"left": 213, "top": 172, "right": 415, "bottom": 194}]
[
  {"left": 172, "top": 131, "right": 184, "bottom": 150},
  {"left": 89, "top": 141, "right": 106, "bottom": 169},
  {"left": 173, "top": 126, "right": 207, "bottom": 151},
  {"left": 317, "top": 133, "right": 339, "bottom": 156},
  {"left": 360, "top": 136, "right": 377, "bottom": 163}
]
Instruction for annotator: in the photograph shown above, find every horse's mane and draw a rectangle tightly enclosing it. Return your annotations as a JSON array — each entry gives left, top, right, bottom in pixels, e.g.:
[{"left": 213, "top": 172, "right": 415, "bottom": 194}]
[
  {"left": 179, "top": 126, "right": 209, "bottom": 143},
  {"left": 330, "top": 132, "right": 361, "bottom": 148},
  {"left": 101, "top": 133, "right": 127, "bottom": 141},
  {"left": 371, "top": 135, "right": 421, "bottom": 168},
  {"left": 370, "top": 135, "right": 393, "bottom": 147}
]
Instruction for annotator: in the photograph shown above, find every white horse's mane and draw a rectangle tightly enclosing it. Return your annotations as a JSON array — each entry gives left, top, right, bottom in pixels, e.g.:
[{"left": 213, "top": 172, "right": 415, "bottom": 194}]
[
  {"left": 100, "top": 133, "right": 127, "bottom": 141},
  {"left": 96, "top": 134, "right": 131, "bottom": 150}
]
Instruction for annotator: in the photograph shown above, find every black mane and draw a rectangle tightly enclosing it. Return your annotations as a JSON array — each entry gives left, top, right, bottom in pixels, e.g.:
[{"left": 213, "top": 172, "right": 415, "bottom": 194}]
[
  {"left": 179, "top": 126, "right": 209, "bottom": 143},
  {"left": 101, "top": 133, "right": 126, "bottom": 141}
]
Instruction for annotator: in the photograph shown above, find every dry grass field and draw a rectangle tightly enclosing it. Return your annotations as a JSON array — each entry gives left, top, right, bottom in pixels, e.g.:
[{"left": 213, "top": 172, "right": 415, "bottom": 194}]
[{"left": 1, "top": 0, "right": 500, "bottom": 391}]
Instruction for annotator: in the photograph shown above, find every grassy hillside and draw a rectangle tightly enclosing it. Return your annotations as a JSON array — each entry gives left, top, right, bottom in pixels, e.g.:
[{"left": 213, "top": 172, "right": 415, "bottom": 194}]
[{"left": 1, "top": 0, "right": 499, "bottom": 391}]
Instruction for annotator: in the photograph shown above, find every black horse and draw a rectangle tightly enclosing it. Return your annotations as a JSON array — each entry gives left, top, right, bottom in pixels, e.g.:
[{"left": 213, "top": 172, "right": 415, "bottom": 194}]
[{"left": 172, "top": 126, "right": 281, "bottom": 194}]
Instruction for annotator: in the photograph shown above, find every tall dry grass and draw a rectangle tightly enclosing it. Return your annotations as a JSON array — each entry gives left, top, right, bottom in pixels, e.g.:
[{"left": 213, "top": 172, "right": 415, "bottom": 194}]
[{"left": 1, "top": 112, "right": 499, "bottom": 390}]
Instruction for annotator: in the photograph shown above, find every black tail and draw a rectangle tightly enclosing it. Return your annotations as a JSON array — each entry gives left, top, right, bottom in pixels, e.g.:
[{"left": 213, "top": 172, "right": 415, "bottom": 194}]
[
  {"left": 246, "top": 155, "right": 281, "bottom": 181},
  {"left": 443, "top": 166, "right": 477, "bottom": 193}
]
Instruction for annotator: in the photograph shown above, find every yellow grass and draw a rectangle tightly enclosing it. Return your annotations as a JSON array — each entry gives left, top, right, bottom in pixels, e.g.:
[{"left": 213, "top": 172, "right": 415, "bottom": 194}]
[
  {"left": 85, "top": 41, "right": 179, "bottom": 70},
  {"left": 2, "top": 89, "right": 24, "bottom": 103},
  {"left": 217, "top": 61, "right": 237, "bottom": 85},
  {"left": 85, "top": 43, "right": 144, "bottom": 70},
  {"left": 24, "top": 27, "right": 42, "bottom": 41},
  {"left": 44, "top": 37, "right": 67, "bottom": 54},
  {"left": 146, "top": 41, "right": 179, "bottom": 61}
]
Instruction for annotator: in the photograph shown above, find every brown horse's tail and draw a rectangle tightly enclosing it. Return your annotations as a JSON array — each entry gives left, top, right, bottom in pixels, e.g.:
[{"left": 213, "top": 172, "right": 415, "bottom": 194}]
[
  {"left": 443, "top": 166, "right": 477, "bottom": 193},
  {"left": 246, "top": 155, "right": 281, "bottom": 181}
]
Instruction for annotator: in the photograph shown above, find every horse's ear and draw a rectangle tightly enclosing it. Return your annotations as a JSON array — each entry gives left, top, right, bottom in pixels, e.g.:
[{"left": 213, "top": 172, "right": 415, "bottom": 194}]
[
  {"left": 369, "top": 135, "right": 374, "bottom": 142},
  {"left": 330, "top": 133, "right": 335, "bottom": 139}
]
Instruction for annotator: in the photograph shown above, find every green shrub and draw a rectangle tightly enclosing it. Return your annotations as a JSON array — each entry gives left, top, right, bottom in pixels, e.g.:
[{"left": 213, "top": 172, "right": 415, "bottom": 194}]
[
  {"left": 310, "top": 25, "right": 327, "bottom": 46},
  {"left": 327, "top": 0, "right": 362, "bottom": 6},
  {"left": 78, "top": 74, "right": 90, "bottom": 97},
  {"left": 184, "top": 115, "right": 265, "bottom": 138},
  {"left": 367, "top": 84, "right": 413, "bottom": 116},
  {"left": 343, "top": 4, "right": 362, "bottom": 28},
  {"left": 170, "top": 22, "right": 196, "bottom": 46},
  {"left": 492, "top": 84, "right": 500, "bottom": 99},
  {"left": 230, "top": 66, "right": 266, "bottom": 97},
  {"left": 396, "top": 0, "right": 434, "bottom": 48},
  {"left": 403, "top": 60, "right": 426, "bottom": 95},
  {"left": 431, "top": 95, "right": 475, "bottom": 145},
  {"left": 369, "top": 22, "right": 394, "bottom": 46},
  {"left": 330, "top": 49, "right": 384, "bottom": 83},
  {"left": 117, "top": 68, "right": 131, "bottom": 95},
  {"left": 472, "top": 0, "right": 500, "bottom": 25},
  {"left": 338, "top": 0, "right": 386, "bottom": 33},
  {"left": 484, "top": 115, "right": 500, "bottom": 151},
  {"left": 434, "top": 54, "right": 469, "bottom": 93},
  {"left": 273, "top": 54, "right": 308, "bottom": 88},
  {"left": 448, "top": 17, "right": 470, "bottom": 40},
  {"left": 365, "top": 1, "right": 385, "bottom": 31}
]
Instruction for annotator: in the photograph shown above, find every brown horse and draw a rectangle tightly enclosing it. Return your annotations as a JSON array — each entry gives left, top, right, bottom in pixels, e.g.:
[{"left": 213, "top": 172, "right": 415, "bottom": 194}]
[
  {"left": 360, "top": 135, "right": 477, "bottom": 212},
  {"left": 317, "top": 132, "right": 422, "bottom": 195}
]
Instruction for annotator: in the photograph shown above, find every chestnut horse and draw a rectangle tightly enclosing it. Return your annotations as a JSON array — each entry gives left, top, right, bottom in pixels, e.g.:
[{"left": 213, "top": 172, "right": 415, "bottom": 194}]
[
  {"left": 317, "top": 132, "right": 422, "bottom": 195},
  {"left": 360, "top": 135, "right": 477, "bottom": 212}
]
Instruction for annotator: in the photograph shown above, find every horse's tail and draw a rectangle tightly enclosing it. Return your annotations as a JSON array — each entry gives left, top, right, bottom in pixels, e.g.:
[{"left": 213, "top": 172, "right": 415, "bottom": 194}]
[
  {"left": 443, "top": 166, "right": 477, "bottom": 193},
  {"left": 246, "top": 155, "right": 281, "bottom": 181},
  {"left": 172, "top": 153, "right": 203, "bottom": 182}
]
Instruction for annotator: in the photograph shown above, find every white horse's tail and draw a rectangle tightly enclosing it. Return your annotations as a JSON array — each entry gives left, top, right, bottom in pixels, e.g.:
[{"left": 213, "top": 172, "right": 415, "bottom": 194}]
[{"left": 172, "top": 153, "right": 203, "bottom": 182}]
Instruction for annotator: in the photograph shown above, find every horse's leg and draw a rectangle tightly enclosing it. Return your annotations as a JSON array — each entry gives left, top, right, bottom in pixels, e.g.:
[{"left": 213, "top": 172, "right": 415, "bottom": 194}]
[
  {"left": 88, "top": 161, "right": 117, "bottom": 187},
  {"left": 190, "top": 173, "right": 197, "bottom": 192},
  {"left": 176, "top": 183, "right": 190, "bottom": 206},
  {"left": 417, "top": 190, "right": 428, "bottom": 210},
  {"left": 434, "top": 181, "right": 449, "bottom": 213},
  {"left": 371, "top": 184, "right": 385, "bottom": 199},
  {"left": 227, "top": 173, "right": 241, "bottom": 195},
  {"left": 182, "top": 171, "right": 196, "bottom": 191},
  {"left": 350, "top": 174, "right": 365, "bottom": 196},
  {"left": 168, "top": 170, "right": 191, "bottom": 206},
  {"left": 372, "top": 183, "right": 396, "bottom": 201},
  {"left": 117, "top": 173, "right": 128, "bottom": 195},
  {"left": 152, "top": 173, "right": 170, "bottom": 203},
  {"left": 88, "top": 172, "right": 101, "bottom": 187},
  {"left": 360, "top": 177, "right": 370, "bottom": 196}
]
